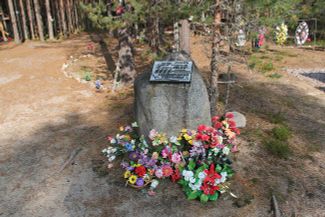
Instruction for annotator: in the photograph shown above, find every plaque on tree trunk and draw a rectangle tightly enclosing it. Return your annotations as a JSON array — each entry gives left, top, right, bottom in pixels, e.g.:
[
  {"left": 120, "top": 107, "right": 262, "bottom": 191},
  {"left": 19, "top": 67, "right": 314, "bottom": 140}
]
[{"left": 150, "top": 61, "right": 193, "bottom": 83}]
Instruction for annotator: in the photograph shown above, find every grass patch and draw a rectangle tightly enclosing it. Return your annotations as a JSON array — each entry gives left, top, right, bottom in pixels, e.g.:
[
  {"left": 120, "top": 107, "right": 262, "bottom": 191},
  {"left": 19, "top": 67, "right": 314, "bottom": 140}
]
[
  {"left": 263, "top": 125, "right": 291, "bottom": 159},
  {"left": 268, "top": 73, "right": 282, "bottom": 79},
  {"left": 260, "top": 62, "right": 274, "bottom": 73},
  {"left": 272, "top": 125, "right": 291, "bottom": 141},
  {"left": 264, "top": 138, "right": 291, "bottom": 159},
  {"left": 266, "top": 112, "right": 286, "bottom": 124}
]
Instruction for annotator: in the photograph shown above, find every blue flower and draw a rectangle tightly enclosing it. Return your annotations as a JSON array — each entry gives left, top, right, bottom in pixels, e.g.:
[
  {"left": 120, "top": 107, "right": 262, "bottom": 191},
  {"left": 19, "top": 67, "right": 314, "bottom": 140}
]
[{"left": 124, "top": 143, "right": 134, "bottom": 152}]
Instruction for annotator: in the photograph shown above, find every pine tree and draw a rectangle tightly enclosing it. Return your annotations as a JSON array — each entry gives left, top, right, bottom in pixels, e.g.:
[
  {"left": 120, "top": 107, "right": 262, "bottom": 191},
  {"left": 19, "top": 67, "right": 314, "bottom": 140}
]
[
  {"left": 26, "top": 0, "right": 36, "bottom": 40},
  {"left": 7, "top": 0, "right": 21, "bottom": 43},
  {"left": 33, "top": 0, "right": 44, "bottom": 41},
  {"left": 18, "top": 0, "right": 29, "bottom": 40},
  {"left": 45, "top": 0, "right": 54, "bottom": 40}
]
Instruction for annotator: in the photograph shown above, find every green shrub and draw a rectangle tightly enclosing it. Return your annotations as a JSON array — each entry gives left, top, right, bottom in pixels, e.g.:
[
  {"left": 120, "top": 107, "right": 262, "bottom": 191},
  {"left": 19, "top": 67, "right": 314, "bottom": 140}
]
[
  {"left": 260, "top": 62, "right": 274, "bottom": 73},
  {"left": 264, "top": 139, "right": 290, "bottom": 159},
  {"left": 272, "top": 126, "right": 291, "bottom": 141}
]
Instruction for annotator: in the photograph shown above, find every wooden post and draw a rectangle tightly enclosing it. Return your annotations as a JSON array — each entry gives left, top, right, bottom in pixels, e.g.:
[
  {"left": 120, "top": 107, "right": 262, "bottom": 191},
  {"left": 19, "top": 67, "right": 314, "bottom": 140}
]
[
  {"left": 7, "top": 0, "right": 21, "bottom": 43},
  {"left": 179, "top": 19, "right": 191, "bottom": 55},
  {"left": 209, "top": 0, "right": 221, "bottom": 116}
]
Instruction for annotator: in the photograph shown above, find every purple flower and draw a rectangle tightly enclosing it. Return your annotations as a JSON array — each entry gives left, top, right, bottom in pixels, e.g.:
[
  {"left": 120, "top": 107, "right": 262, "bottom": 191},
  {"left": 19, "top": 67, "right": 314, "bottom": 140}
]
[
  {"left": 120, "top": 161, "right": 129, "bottom": 169},
  {"left": 190, "top": 145, "right": 206, "bottom": 157},
  {"left": 136, "top": 177, "right": 144, "bottom": 186},
  {"left": 128, "top": 151, "right": 139, "bottom": 161}
]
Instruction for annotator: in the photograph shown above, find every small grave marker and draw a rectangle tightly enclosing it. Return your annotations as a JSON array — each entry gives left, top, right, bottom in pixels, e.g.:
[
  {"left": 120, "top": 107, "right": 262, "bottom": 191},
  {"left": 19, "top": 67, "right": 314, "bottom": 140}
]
[{"left": 150, "top": 61, "right": 193, "bottom": 83}]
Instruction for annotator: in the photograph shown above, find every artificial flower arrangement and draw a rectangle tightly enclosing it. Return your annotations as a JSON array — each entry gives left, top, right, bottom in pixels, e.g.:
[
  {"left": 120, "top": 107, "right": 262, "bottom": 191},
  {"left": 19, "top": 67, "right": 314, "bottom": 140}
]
[{"left": 102, "top": 113, "right": 240, "bottom": 202}]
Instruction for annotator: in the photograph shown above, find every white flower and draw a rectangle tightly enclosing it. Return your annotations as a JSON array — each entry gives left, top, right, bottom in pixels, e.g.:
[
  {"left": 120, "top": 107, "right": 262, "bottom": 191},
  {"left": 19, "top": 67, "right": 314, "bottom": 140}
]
[
  {"left": 169, "top": 136, "right": 178, "bottom": 143},
  {"left": 131, "top": 139, "right": 135, "bottom": 145},
  {"left": 223, "top": 147, "right": 230, "bottom": 155},
  {"left": 108, "top": 155, "right": 116, "bottom": 162},
  {"left": 218, "top": 136, "right": 223, "bottom": 144},
  {"left": 220, "top": 172, "right": 227, "bottom": 183},
  {"left": 193, "top": 141, "right": 202, "bottom": 147},
  {"left": 198, "top": 172, "right": 206, "bottom": 180},
  {"left": 102, "top": 148, "right": 107, "bottom": 153},
  {"left": 189, "top": 177, "right": 196, "bottom": 183},
  {"left": 131, "top": 122, "right": 138, "bottom": 127},
  {"left": 110, "top": 138, "right": 117, "bottom": 144},
  {"left": 111, "top": 148, "right": 117, "bottom": 153},
  {"left": 150, "top": 180, "right": 159, "bottom": 189},
  {"left": 182, "top": 170, "right": 194, "bottom": 181}
]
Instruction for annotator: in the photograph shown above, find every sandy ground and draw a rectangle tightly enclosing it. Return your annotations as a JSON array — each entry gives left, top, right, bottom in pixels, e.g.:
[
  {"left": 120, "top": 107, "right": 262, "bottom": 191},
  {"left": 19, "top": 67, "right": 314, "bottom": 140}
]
[{"left": 0, "top": 34, "right": 324, "bottom": 217}]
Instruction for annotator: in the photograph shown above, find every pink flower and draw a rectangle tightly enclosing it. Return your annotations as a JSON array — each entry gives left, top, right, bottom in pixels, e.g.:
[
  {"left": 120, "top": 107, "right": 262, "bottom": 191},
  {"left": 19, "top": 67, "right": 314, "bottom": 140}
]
[
  {"left": 162, "top": 165, "right": 173, "bottom": 177},
  {"left": 149, "top": 129, "right": 158, "bottom": 140},
  {"left": 161, "top": 147, "right": 170, "bottom": 158},
  {"left": 225, "top": 112, "right": 234, "bottom": 119},
  {"left": 155, "top": 169, "right": 163, "bottom": 178},
  {"left": 171, "top": 153, "right": 181, "bottom": 164}
]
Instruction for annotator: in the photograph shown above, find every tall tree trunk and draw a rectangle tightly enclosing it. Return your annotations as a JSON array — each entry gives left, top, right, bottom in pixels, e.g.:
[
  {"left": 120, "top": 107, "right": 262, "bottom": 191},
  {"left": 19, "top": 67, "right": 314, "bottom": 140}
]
[
  {"left": 179, "top": 19, "right": 191, "bottom": 55},
  {"left": 26, "top": 0, "right": 35, "bottom": 40},
  {"left": 66, "top": 0, "right": 73, "bottom": 33},
  {"left": 59, "top": 0, "right": 68, "bottom": 37},
  {"left": 45, "top": 0, "right": 54, "bottom": 40},
  {"left": 18, "top": 0, "right": 29, "bottom": 40},
  {"left": 209, "top": 0, "right": 222, "bottom": 116},
  {"left": 33, "top": 0, "right": 44, "bottom": 41},
  {"left": 54, "top": 0, "right": 62, "bottom": 37},
  {"left": 7, "top": 0, "right": 21, "bottom": 43},
  {"left": 116, "top": 28, "right": 136, "bottom": 84}
]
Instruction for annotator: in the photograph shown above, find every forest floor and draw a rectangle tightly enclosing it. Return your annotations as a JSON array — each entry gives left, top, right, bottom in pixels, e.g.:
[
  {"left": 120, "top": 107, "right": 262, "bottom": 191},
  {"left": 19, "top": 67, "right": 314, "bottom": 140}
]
[{"left": 0, "top": 33, "right": 324, "bottom": 217}]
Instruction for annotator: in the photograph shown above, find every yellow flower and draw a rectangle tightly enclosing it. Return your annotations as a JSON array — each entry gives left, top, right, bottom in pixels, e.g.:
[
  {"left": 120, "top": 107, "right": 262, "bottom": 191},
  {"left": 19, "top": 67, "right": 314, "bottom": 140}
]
[
  {"left": 188, "top": 140, "right": 193, "bottom": 145},
  {"left": 184, "top": 134, "right": 192, "bottom": 141},
  {"left": 119, "top": 126, "right": 124, "bottom": 131},
  {"left": 124, "top": 171, "right": 131, "bottom": 179},
  {"left": 181, "top": 129, "right": 187, "bottom": 133},
  {"left": 177, "top": 136, "right": 183, "bottom": 141},
  {"left": 128, "top": 175, "right": 137, "bottom": 184},
  {"left": 124, "top": 134, "right": 131, "bottom": 140}
]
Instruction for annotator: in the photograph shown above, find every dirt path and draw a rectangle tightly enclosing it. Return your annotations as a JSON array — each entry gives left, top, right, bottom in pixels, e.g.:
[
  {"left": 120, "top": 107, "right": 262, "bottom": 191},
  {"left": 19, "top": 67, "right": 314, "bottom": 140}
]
[{"left": 0, "top": 34, "right": 324, "bottom": 217}]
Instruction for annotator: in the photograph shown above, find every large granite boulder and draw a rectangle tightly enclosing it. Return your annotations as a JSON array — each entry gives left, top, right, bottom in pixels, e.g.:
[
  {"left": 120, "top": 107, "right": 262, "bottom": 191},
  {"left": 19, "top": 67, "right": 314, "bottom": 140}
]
[{"left": 134, "top": 52, "right": 211, "bottom": 138}]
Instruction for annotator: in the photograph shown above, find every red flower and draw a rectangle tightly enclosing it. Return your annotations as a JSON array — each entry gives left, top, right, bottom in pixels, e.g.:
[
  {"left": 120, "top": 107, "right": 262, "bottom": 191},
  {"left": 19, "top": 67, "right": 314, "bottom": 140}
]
[
  {"left": 201, "top": 134, "right": 210, "bottom": 141},
  {"left": 200, "top": 164, "right": 222, "bottom": 195},
  {"left": 171, "top": 169, "right": 181, "bottom": 182},
  {"left": 228, "top": 120, "right": 236, "bottom": 128},
  {"left": 197, "top": 124, "right": 207, "bottom": 132},
  {"left": 212, "top": 116, "right": 220, "bottom": 123},
  {"left": 225, "top": 112, "right": 234, "bottom": 119},
  {"left": 214, "top": 122, "right": 222, "bottom": 129},
  {"left": 135, "top": 165, "right": 146, "bottom": 177},
  {"left": 234, "top": 128, "right": 240, "bottom": 135}
]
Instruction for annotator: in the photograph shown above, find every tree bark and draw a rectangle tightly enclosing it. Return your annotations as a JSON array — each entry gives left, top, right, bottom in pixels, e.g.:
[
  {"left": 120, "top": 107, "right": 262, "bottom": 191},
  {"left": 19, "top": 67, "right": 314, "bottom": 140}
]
[
  {"left": 7, "top": 0, "right": 21, "bottom": 43},
  {"left": 116, "top": 28, "right": 136, "bottom": 84},
  {"left": 18, "top": 0, "right": 29, "bottom": 40},
  {"left": 59, "top": 0, "right": 68, "bottom": 37},
  {"left": 179, "top": 19, "right": 191, "bottom": 55},
  {"left": 26, "top": 0, "right": 35, "bottom": 40},
  {"left": 66, "top": 0, "right": 73, "bottom": 33},
  {"left": 209, "top": 0, "right": 222, "bottom": 116},
  {"left": 45, "top": 0, "right": 54, "bottom": 40},
  {"left": 33, "top": 0, "right": 44, "bottom": 41}
]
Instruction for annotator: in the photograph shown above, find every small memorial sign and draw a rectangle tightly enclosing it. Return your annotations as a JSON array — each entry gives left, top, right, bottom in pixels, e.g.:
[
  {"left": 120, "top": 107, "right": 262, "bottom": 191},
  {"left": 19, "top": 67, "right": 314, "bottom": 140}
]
[{"left": 150, "top": 61, "right": 193, "bottom": 83}]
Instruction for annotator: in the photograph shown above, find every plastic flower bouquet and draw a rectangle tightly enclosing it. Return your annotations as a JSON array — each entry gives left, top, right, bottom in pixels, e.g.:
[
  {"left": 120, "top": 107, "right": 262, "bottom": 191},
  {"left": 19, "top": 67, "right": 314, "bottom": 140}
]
[{"left": 101, "top": 113, "right": 241, "bottom": 202}]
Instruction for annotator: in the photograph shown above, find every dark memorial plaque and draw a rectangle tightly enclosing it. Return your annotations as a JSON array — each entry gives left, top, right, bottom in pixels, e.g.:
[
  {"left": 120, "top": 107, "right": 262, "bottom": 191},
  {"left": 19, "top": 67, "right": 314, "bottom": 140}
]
[{"left": 150, "top": 61, "right": 193, "bottom": 83}]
